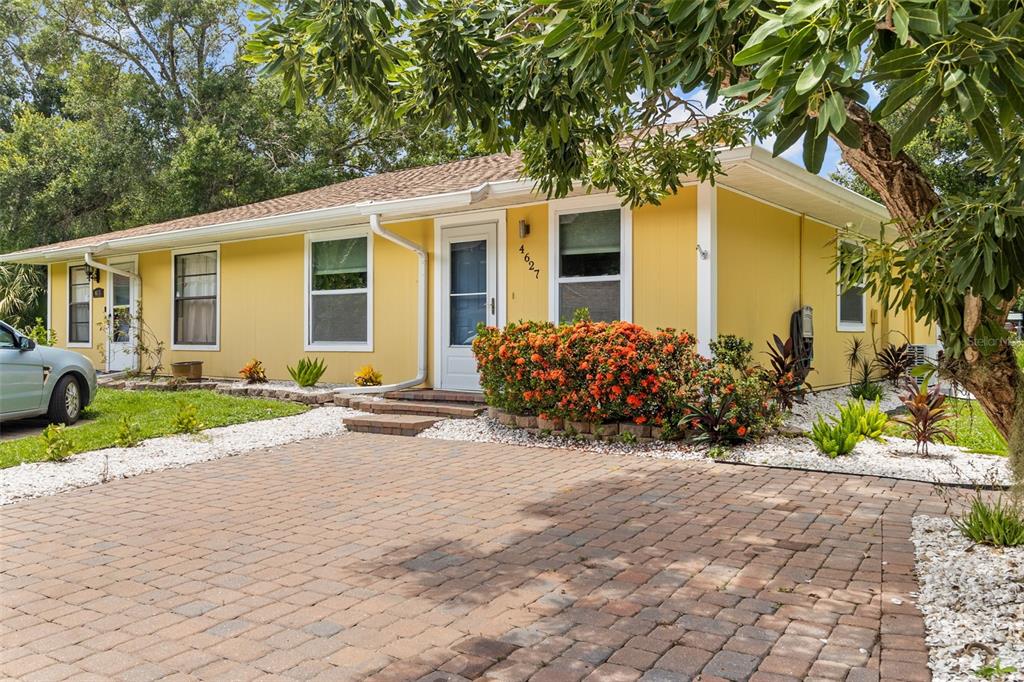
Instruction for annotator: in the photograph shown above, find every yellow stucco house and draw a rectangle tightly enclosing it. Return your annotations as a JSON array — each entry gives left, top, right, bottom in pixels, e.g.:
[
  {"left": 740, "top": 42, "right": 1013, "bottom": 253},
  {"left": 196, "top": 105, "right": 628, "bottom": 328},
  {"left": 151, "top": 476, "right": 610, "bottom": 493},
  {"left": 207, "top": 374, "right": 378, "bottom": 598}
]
[{"left": 0, "top": 144, "right": 935, "bottom": 391}]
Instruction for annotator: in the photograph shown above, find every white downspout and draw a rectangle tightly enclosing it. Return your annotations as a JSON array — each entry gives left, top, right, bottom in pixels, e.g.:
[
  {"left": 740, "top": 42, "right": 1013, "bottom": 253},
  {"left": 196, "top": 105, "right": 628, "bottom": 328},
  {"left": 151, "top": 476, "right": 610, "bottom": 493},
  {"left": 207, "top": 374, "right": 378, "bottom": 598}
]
[
  {"left": 84, "top": 252, "right": 140, "bottom": 287},
  {"left": 335, "top": 213, "right": 428, "bottom": 394}
]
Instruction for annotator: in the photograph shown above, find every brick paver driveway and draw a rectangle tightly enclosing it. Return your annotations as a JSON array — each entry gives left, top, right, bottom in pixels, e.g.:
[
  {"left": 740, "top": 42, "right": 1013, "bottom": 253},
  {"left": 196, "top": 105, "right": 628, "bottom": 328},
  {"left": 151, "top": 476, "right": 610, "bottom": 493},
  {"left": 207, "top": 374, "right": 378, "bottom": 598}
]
[{"left": 1, "top": 433, "right": 945, "bottom": 681}]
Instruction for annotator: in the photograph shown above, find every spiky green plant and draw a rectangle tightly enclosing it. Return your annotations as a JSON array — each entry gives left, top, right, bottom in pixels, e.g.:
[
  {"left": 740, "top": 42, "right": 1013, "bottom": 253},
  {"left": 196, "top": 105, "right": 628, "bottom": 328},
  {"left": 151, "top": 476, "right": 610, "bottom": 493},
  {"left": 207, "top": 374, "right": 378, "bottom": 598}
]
[
  {"left": 287, "top": 357, "right": 327, "bottom": 387},
  {"left": 810, "top": 415, "right": 861, "bottom": 458},
  {"left": 836, "top": 399, "right": 888, "bottom": 441},
  {"left": 955, "top": 494, "right": 1024, "bottom": 547}
]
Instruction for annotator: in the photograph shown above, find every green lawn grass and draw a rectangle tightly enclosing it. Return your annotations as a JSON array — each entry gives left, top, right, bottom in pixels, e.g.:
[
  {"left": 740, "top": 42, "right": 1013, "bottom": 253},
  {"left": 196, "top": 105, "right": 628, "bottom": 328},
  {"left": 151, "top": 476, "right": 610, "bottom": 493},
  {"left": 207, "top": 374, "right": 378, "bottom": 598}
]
[
  {"left": 0, "top": 388, "right": 307, "bottom": 469},
  {"left": 944, "top": 397, "right": 1007, "bottom": 455},
  {"left": 885, "top": 397, "right": 1007, "bottom": 456}
]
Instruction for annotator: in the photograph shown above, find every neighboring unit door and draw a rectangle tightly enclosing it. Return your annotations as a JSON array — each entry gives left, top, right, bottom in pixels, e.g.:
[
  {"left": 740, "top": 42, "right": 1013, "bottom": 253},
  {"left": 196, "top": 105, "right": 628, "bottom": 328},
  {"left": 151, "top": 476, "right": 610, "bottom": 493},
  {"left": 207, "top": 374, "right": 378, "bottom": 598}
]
[
  {"left": 107, "top": 262, "right": 137, "bottom": 372},
  {"left": 0, "top": 325, "right": 44, "bottom": 416},
  {"left": 440, "top": 223, "right": 497, "bottom": 391}
]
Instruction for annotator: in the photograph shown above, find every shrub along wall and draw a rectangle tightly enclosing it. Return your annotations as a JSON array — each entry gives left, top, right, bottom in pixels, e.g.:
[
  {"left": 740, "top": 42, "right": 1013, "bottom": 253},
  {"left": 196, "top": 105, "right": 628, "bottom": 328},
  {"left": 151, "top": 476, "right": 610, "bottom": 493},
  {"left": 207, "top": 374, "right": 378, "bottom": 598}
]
[{"left": 472, "top": 321, "right": 784, "bottom": 442}]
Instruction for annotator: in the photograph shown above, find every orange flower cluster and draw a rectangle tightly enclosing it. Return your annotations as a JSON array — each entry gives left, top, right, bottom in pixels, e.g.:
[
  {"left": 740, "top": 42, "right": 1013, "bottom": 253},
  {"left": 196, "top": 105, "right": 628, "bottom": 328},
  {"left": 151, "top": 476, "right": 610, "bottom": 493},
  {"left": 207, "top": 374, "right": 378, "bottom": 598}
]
[{"left": 474, "top": 319, "right": 701, "bottom": 424}]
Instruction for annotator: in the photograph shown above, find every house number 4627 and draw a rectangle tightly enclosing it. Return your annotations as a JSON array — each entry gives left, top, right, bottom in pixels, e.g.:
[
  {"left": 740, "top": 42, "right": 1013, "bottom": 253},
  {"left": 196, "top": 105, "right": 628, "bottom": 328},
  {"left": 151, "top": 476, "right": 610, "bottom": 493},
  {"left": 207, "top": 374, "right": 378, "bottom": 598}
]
[{"left": 519, "top": 245, "right": 540, "bottom": 279}]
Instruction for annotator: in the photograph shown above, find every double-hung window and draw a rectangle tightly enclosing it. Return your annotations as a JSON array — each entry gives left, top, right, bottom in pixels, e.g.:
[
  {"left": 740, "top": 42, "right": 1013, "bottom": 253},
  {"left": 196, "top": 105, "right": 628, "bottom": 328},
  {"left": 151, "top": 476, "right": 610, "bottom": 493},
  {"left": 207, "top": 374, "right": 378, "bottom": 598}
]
[
  {"left": 553, "top": 205, "right": 629, "bottom": 323},
  {"left": 173, "top": 250, "right": 219, "bottom": 348},
  {"left": 307, "top": 231, "right": 371, "bottom": 349},
  {"left": 837, "top": 241, "right": 867, "bottom": 331},
  {"left": 68, "top": 265, "right": 91, "bottom": 345}
]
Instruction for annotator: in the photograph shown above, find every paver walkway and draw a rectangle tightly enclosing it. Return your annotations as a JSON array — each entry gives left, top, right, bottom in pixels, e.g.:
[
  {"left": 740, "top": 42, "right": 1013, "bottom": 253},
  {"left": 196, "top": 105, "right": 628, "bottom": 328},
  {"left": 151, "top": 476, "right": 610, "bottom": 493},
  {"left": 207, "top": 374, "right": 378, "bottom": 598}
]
[{"left": 0, "top": 433, "right": 946, "bottom": 681}]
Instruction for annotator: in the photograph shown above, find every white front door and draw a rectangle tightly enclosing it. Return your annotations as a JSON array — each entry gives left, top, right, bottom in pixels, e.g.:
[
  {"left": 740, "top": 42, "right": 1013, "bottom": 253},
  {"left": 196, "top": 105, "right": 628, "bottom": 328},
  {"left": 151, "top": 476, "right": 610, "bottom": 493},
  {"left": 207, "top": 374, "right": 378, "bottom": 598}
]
[
  {"left": 107, "top": 262, "right": 137, "bottom": 372},
  {"left": 440, "top": 223, "right": 497, "bottom": 391}
]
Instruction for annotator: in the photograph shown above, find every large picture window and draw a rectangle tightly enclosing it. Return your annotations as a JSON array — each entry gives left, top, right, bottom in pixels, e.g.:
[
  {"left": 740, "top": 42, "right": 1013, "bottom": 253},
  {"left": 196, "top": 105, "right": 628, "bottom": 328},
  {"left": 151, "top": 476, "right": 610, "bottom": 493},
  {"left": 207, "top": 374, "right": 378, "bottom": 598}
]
[
  {"left": 837, "top": 241, "right": 866, "bottom": 331},
  {"left": 307, "top": 233, "right": 371, "bottom": 348},
  {"left": 555, "top": 208, "right": 625, "bottom": 323},
  {"left": 68, "top": 265, "right": 91, "bottom": 345},
  {"left": 173, "top": 250, "right": 218, "bottom": 347}
]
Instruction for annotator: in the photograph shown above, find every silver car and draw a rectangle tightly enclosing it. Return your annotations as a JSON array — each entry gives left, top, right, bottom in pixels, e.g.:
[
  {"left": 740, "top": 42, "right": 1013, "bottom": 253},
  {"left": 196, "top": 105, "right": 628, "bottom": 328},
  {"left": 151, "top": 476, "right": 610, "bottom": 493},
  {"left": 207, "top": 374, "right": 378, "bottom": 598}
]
[{"left": 0, "top": 321, "right": 98, "bottom": 425}]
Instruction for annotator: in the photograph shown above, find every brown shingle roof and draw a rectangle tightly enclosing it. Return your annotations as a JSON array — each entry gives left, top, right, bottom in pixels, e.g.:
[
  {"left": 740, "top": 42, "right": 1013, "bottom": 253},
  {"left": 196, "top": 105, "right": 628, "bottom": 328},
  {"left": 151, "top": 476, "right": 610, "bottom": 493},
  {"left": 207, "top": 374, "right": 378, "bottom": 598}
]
[{"left": 9, "top": 152, "right": 524, "bottom": 257}]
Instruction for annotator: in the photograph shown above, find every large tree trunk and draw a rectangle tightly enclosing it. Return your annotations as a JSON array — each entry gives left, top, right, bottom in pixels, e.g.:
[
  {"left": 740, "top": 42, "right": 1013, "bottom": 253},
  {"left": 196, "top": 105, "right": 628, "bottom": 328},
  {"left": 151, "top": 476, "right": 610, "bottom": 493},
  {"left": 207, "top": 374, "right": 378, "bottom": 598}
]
[{"left": 835, "top": 101, "right": 1024, "bottom": 490}]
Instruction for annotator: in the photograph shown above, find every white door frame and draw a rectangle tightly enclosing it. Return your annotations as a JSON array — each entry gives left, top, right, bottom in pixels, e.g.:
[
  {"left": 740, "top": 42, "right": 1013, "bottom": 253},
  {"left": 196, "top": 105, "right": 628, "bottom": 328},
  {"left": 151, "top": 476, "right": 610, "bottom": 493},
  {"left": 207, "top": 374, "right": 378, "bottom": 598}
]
[
  {"left": 106, "top": 256, "right": 139, "bottom": 372},
  {"left": 434, "top": 210, "right": 506, "bottom": 390}
]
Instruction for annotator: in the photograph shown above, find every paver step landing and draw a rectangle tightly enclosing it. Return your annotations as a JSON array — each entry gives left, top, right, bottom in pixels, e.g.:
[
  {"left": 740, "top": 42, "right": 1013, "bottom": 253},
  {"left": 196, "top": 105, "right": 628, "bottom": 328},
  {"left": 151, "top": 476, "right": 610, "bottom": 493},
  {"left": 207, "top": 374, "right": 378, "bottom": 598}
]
[
  {"left": 342, "top": 413, "right": 441, "bottom": 436},
  {"left": 383, "top": 388, "right": 486, "bottom": 404},
  {"left": 348, "top": 397, "right": 484, "bottom": 419}
]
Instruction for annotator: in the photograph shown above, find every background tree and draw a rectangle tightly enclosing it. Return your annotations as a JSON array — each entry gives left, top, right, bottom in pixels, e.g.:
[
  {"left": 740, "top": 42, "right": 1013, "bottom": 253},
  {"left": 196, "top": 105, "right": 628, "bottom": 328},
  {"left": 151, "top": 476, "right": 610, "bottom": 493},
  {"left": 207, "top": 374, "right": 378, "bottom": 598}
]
[
  {"left": 248, "top": 0, "right": 1024, "bottom": 484},
  {"left": 0, "top": 0, "right": 479, "bottom": 329}
]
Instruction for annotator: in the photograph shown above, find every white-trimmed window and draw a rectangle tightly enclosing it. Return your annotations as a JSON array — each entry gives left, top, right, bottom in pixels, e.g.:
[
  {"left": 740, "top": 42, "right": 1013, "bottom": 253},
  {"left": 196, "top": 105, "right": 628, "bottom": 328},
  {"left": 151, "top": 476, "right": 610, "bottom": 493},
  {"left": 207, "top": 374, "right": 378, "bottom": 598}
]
[
  {"left": 306, "top": 229, "right": 372, "bottom": 350},
  {"left": 837, "top": 241, "right": 867, "bottom": 332},
  {"left": 173, "top": 249, "right": 219, "bottom": 348},
  {"left": 550, "top": 199, "right": 631, "bottom": 323},
  {"left": 68, "top": 265, "right": 91, "bottom": 346}
]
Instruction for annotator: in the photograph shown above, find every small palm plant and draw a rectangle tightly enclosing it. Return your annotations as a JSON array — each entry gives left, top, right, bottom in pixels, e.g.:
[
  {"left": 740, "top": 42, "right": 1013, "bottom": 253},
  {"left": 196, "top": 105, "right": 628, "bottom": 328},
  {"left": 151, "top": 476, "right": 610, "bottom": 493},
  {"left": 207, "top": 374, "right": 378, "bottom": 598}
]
[
  {"left": 287, "top": 357, "right": 327, "bottom": 387},
  {"left": 894, "top": 379, "right": 954, "bottom": 456}
]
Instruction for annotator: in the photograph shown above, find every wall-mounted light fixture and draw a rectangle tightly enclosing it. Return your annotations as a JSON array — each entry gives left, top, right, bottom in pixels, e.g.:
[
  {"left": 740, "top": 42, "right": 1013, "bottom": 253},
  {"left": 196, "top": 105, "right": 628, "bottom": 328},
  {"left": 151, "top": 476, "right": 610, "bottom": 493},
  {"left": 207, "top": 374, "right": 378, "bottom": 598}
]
[
  {"left": 85, "top": 265, "right": 101, "bottom": 283},
  {"left": 518, "top": 219, "right": 530, "bottom": 239}
]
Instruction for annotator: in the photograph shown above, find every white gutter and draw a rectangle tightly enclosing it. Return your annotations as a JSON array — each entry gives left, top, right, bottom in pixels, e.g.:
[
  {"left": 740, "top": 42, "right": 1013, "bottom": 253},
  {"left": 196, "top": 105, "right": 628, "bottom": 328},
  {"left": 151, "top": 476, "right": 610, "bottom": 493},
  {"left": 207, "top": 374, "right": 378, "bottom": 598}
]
[{"left": 334, "top": 213, "right": 428, "bottom": 395}]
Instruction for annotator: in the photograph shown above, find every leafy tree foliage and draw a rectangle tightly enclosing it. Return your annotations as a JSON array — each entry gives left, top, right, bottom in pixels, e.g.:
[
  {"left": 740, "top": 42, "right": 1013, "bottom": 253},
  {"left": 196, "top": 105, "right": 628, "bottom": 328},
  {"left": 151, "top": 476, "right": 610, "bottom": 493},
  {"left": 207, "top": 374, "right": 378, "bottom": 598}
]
[
  {"left": 0, "top": 0, "right": 479, "bottom": 329},
  {"left": 248, "top": 0, "right": 1024, "bottom": 484}
]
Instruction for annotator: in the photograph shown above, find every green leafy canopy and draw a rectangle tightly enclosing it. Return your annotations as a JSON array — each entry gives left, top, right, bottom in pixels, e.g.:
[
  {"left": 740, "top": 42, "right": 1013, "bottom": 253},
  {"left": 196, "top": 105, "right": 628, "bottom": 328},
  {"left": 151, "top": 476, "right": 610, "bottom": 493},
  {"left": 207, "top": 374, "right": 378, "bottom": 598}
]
[{"left": 247, "top": 0, "right": 1024, "bottom": 359}]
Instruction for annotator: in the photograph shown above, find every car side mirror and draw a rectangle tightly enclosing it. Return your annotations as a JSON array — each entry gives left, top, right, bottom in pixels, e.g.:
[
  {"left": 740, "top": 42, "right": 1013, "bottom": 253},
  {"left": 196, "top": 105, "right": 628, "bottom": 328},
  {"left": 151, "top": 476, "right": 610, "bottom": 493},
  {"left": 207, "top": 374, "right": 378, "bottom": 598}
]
[{"left": 18, "top": 336, "right": 36, "bottom": 351}]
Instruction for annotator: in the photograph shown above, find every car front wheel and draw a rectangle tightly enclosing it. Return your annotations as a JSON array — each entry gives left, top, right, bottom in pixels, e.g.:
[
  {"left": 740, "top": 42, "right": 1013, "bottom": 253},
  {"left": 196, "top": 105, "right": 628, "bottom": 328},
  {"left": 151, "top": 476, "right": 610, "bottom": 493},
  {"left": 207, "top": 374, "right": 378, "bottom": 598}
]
[{"left": 48, "top": 375, "right": 82, "bottom": 425}]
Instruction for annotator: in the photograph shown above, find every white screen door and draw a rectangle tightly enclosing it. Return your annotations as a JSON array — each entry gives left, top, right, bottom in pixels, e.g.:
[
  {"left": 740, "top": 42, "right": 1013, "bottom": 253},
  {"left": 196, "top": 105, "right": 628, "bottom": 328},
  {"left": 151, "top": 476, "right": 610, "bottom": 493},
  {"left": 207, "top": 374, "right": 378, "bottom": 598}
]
[
  {"left": 107, "top": 262, "right": 137, "bottom": 372},
  {"left": 440, "top": 223, "right": 497, "bottom": 391}
]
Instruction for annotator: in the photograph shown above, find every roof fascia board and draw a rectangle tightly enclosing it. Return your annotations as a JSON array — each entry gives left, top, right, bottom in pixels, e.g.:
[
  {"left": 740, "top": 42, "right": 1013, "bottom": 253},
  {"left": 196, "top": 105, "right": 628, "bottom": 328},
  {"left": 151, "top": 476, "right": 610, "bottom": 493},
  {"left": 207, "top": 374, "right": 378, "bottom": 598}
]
[{"left": 742, "top": 146, "right": 889, "bottom": 222}]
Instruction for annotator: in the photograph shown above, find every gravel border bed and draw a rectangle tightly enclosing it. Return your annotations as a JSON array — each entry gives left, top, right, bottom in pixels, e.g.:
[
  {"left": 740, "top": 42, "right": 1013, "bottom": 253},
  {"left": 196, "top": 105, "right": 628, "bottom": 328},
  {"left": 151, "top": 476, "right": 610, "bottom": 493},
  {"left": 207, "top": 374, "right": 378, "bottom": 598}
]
[
  {"left": 0, "top": 407, "right": 360, "bottom": 505},
  {"left": 786, "top": 385, "right": 904, "bottom": 431},
  {"left": 420, "top": 410, "right": 1009, "bottom": 486},
  {"left": 419, "top": 416, "right": 706, "bottom": 461},
  {"left": 727, "top": 435, "right": 1009, "bottom": 486},
  {"left": 912, "top": 515, "right": 1024, "bottom": 681}
]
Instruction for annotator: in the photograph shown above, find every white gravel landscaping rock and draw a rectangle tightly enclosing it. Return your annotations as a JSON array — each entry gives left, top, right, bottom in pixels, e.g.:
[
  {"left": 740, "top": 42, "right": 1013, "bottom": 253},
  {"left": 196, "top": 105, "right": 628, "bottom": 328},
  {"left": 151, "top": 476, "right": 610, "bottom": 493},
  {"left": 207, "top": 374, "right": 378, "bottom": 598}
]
[
  {"left": 787, "top": 385, "right": 903, "bottom": 431},
  {"left": 419, "top": 415, "right": 706, "bottom": 461},
  {"left": 912, "top": 515, "right": 1024, "bottom": 681},
  {"left": 0, "top": 407, "right": 360, "bottom": 506},
  {"left": 728, "top": 434, "right": 1010, "bottom": 486},
  {"left": 421, "top": 394, "right": 1008, "bottom": 485}
]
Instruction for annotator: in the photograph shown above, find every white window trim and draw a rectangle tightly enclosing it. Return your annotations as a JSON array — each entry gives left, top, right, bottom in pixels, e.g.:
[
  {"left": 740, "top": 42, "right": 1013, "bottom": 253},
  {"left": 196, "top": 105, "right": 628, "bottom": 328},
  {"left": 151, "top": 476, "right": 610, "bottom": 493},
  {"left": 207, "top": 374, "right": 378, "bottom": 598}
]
[
  {"left": 836, "top": 240, "right": 867, "bottom": 333},
  {"left": 304, "top": 226, "right": 374, "bottom": 352},
  {"left": 171, "top": 245, "right": 221, "bottom": 351},
  {"left": 547, "top": 195, "right": 632, "bottom": 324},
  {"left": 66, "top": 261, "right": 91, "bottom": 348}
]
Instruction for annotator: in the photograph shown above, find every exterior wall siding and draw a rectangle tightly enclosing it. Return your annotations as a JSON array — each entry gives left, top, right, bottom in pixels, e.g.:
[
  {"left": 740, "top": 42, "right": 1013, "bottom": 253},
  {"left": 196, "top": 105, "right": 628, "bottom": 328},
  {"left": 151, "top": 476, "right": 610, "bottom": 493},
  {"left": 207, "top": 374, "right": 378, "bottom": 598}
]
[
  {"left": 505, "top": 203, "right": 549, "bottom": 323},
  {"left": 716, "top": 189, "right": 933, "bottom": 389},
  {"left": 632, "top": 188, "right": 698, "bottom": 332},
  {"left": 716, "top": 188, "right": 803, "bottom": 352},
  {"left": 43, "top": 188, "right": 932, "bottom": 389}
]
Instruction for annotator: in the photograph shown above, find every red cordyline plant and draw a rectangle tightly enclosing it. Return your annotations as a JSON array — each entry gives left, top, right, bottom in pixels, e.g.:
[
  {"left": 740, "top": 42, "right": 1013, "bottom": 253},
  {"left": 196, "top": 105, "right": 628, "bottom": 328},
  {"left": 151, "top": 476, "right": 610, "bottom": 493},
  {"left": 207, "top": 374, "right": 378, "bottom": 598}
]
[
  {"left": 765, "top": 335, "right": 812, "bottom": 409},
  {"left": 895, "top": 378, "right": 955, "bottom": 456}
]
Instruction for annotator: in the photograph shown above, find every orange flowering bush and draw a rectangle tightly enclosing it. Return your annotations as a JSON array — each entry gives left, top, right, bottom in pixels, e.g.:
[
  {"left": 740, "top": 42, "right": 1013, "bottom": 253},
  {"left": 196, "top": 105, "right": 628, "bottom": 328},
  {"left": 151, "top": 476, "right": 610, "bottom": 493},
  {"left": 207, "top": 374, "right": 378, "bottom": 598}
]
[
  {"left": 473, "top": 319, "right": 702, "bottom": 424},
  {"left": 474, "top": 320, "right": 562, "bottom": 416}
]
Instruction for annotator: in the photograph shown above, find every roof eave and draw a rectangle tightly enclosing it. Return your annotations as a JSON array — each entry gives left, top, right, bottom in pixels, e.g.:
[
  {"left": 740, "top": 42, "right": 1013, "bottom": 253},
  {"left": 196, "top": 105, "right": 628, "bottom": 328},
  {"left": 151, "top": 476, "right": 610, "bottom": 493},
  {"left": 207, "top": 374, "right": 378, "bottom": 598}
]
[
  {"left": 0, "top": 145, "right": 888, "bottom": 264},
  {"left": 0, "top": 179, "right": 540, "bottom": 264}
]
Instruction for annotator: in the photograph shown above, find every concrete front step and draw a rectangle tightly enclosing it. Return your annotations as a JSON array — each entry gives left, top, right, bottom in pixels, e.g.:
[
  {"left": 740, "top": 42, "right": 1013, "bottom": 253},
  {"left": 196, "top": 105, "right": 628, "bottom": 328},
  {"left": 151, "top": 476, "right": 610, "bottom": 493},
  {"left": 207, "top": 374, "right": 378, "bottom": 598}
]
[
  {"left": 343, "top": 414, "right": 441, "bottom": 436},
  {"left": 382, "top": 389, "right": 485, "bottom": 405},
  {"left": 349, "top": 398, "right": 484, "bottom": 419}
]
